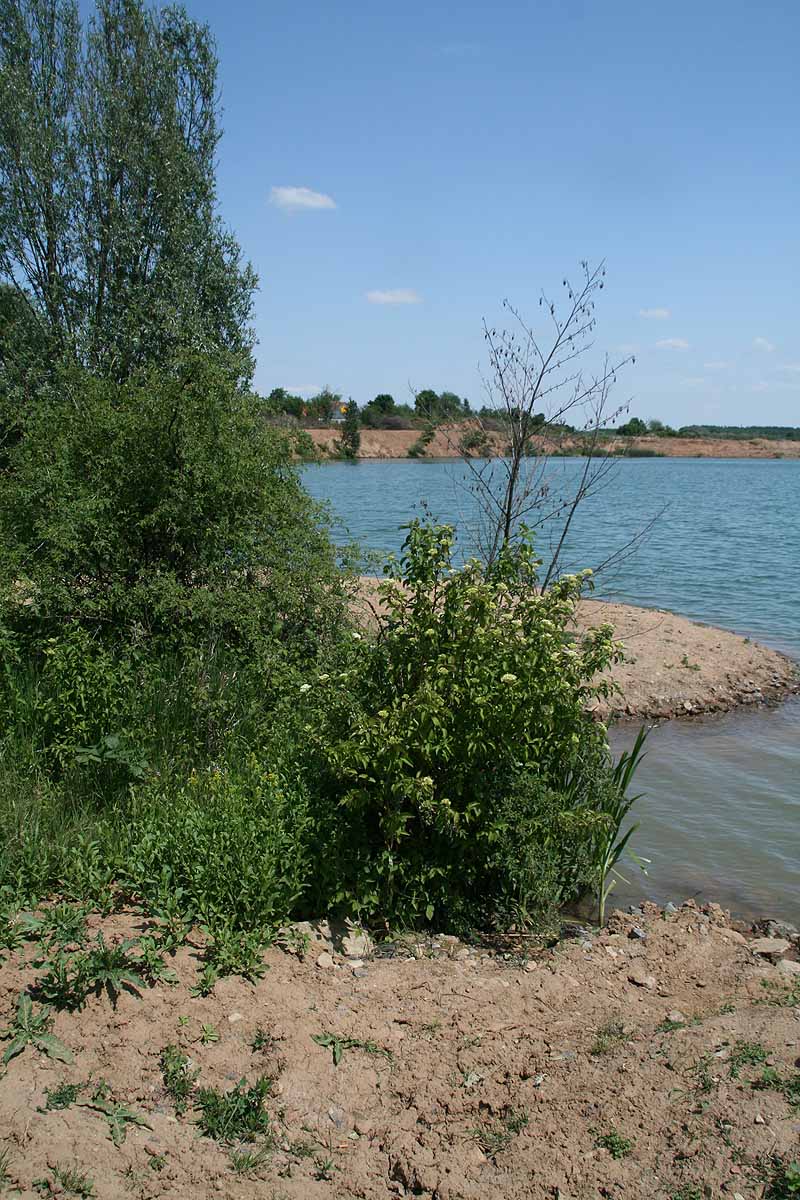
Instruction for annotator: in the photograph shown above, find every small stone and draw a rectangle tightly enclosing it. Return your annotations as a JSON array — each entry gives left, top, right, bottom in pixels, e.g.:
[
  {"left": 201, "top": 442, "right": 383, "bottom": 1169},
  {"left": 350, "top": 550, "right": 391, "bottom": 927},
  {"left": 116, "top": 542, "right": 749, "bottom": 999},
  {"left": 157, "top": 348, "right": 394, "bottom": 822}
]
[
  {"left": 524, "top": 961, "right": 536, "bottom": 972},
  {"left": 532, "top": 1073, "right": 547, "bottom": 1086},
  {"left": 664, "top": 902, "right": 678, "bottom": 915},
  {"left": 754, "top": 1113, "right": 765, "bottom": 1125},
  {"left": 777, "top": 958, "right": 800, "bottom": 977},
  {"left": 354, "top": 1119, "right": 372, "bottom": 1137},
  {"left": 352, "top": 967, "right": 369, "bottom": 979},
  {"left": 733, "top": 1193, "right": 746, "bottom": 1200},
  {"left": 454, "top": 948, "right": 470, "bottom": 961},
  {"left": 316, "top": 951, "right": 335, "bottom": 969},
  {"left": 328, "top": 1105, "right": 346, "bottom": 1130},
  {"left": 549, "top": 1050, "right": 576, "bottom": 1063},
  {"left": 750, "top": 937, "right": 791, "bottom": 960},
  {"left": 627, "top": 963, "right": 657, "bottom": 990},
  {"left": 628, "top": 926, "right": 648, "bottom": 941},
  {"left": 227, "top": 1011, "right": 243, "bottom": 1024},
  {"left": 342, "top": 927, "right": 374, "bottom": 959},
  {"left": 667, "top": 1010, "right": 687, "bottom": 1024}
]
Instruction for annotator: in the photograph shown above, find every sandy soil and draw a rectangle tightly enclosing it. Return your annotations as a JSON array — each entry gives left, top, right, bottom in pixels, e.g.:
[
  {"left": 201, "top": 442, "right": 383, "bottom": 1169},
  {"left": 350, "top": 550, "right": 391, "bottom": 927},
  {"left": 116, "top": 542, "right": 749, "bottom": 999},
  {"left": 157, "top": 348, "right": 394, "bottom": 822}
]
[
  {"left": 1, "top": 904, "right": 799, "bottom": 1198},
  {"left": 353, "top": 579, "right": 798, "bottom": 721},
  {"left": 306, "top": 425, "right": 800, "bottom": 460}
]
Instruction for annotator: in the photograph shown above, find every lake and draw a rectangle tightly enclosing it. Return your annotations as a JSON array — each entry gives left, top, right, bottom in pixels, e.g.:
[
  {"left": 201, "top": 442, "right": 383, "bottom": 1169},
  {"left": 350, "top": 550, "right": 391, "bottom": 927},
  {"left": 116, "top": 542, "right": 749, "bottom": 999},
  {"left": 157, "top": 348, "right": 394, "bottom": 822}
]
[{"left": 303, "top": 456, "right": 800, "bottom": 922}]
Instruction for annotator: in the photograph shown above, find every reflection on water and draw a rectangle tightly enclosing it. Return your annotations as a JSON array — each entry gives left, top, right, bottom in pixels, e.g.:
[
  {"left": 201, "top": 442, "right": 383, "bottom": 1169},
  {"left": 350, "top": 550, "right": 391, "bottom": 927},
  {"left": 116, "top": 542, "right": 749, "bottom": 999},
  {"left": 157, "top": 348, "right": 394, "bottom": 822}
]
[{"left": 303, "top": 457, "right": 800, "bottom": 921}]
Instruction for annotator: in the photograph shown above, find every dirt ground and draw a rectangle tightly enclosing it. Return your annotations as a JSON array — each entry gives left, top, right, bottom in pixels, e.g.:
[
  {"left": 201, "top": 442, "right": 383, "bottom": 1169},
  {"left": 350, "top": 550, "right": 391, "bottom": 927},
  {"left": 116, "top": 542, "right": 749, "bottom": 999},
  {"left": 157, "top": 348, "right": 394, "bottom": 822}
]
[
  {"left": 352, "top": 580, "right": 798, "bottom": 722},
  {"left": 306, "top": 425, "right": 800, "bottom": 460},
  {"left": 1, "top": 904, "right": 799, "bottom": 1198}
]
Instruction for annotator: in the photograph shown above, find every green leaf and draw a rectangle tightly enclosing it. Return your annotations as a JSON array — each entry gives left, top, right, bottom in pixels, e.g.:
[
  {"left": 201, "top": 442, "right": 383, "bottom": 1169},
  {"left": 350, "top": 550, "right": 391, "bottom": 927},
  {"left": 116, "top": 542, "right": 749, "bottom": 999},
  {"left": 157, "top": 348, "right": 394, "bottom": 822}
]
[
  {"left": 34, "top": 1034, "right": 74, "bottom": 1063},
  {"left": 2, "top": 1035, "right": 28, "bottom": 1064}
]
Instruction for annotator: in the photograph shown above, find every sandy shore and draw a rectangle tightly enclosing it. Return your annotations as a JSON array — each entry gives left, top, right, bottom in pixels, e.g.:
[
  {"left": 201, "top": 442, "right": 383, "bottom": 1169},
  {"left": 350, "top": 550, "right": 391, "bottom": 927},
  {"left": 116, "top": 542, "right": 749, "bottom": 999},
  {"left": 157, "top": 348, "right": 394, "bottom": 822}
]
[
  {"left": 354, "top": 579, "right": 798, "bottom": 721},
  {"left": 307, "top": 424, "right": 800, "bottom": 460},
  {"left": 2, "top": 903, "right": 799, "bottom": 1198}
]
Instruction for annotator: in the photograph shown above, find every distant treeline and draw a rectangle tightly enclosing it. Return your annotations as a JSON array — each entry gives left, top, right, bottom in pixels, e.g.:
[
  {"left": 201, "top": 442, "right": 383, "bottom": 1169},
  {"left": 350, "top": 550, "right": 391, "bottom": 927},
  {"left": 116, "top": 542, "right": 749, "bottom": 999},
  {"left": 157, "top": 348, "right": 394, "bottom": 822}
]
[{"left": 615, "top": 417, "right": 800, "bottom": 440}]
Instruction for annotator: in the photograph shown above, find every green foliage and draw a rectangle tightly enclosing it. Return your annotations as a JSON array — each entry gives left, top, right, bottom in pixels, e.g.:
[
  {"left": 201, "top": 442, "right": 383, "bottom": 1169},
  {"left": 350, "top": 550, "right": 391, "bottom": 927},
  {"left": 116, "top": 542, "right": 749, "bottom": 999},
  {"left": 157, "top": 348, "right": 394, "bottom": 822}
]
[
  {"left": 0, "top": 993, "right": 73, "bottom": 1064},
  {"left": 195, "top": 1076, "right": 272, "bottom": 1144},
  {"left": 0, "top": 355, "right": 344, "bottom": 662},
  {"left": 616, "top": 417, "right": 648, "bottom": 436},
  {"left": 595, "top": 1129, "right": 633, "bottom": 1159},
  {"left": 311, "top": 1031, "right": 390, "bottom": 1067},
  {"left": 753, "top": 1066, "right": 800, "bottom": 1108},
  {"left": 0, "top": 0, "right": 256, "bottom": 387},
  {"left": 728, "top": 1040, "right": 768, "bottom": 1078},
  {"left": 338, "top": 398, "right": 361, "bottom": 458},
  {"left": 594, "top": 726, "right": 650, "bottom": 923},
  {"left": 160, "top": 1044, "right": 199, "bottom": 1115},
  {"left": 414, "top": 389, "right": 469, "bottom": 421},
  {"left": 33, "top": 1164, "right": 95, "bottom": 1198},
  {"left": 590, "top": 1018, "right": 628, "bottom": 1056},
  {"left": 75, "top": 1094, "right": 151, "bottom": 1146},
  {"left": 766, "top": 1160, "right": 800, "bottom": 1199},
  {"left": 42, "top": 1081, "right": 82, "bottom": 1111},
  {"left": 472, "top": 1108, "right": 529, "bottom": 1161},
  {"left": 202, "top": 924, "right": 269, "bottom": 983},
  {"left": 302, "top": 519, "right": 635, "bottom": 930}
]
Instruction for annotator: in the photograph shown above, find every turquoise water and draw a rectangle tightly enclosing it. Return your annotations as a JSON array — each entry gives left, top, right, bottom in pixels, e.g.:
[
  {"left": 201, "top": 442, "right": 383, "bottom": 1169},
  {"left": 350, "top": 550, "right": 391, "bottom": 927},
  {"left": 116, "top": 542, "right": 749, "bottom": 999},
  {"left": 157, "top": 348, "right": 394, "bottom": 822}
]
[{"left": 303, "top": 457, "right": 800, "bottom": 921}]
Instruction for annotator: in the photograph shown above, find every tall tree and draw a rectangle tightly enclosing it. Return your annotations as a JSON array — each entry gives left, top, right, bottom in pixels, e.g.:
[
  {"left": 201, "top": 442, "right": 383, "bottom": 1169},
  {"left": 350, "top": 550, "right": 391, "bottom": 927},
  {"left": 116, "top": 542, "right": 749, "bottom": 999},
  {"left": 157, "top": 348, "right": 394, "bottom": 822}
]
[{"left": 0, "top": 0, "right": 256, "bottom": 386}]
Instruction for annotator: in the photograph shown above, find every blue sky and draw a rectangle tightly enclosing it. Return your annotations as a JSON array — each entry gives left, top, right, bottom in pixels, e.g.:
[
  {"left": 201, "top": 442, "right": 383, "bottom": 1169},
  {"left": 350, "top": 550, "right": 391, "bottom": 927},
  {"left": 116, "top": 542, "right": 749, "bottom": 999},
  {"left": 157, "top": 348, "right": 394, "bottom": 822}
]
[{"left": 187, "top": 0, "right": 799, "bottom": 426}]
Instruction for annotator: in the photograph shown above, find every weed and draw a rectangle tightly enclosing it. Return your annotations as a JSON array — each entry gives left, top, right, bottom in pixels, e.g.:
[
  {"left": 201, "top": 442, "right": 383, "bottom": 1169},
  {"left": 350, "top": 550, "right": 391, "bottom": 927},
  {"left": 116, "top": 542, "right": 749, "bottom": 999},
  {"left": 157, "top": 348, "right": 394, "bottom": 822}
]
[
  {"left": 27, "top": 903, "right": 90, "bottom": 950},
  {"left": 595, "top": 1129, "right": 633, "bottom": 1159},
  {"left": 590, "top": 1018, "right": 628, "bottom": 1056},
  {"left": 251, "top": 1026, "right": 274, "bottom": 1053},
  {"left": 79, "top": 934, "right": 145, "bottom": 1006},
  {"left": 472, "top": 1107, "right": 529, "bottom": 1161},
  {"left": 160, "top": 1044, "right": 199, "bottom": 1115},
  {"left": 42, "top": 1081, "right": 82, "bottom": 1110},
  {"left": 670, "top": 1188, "right": 702, "bottom": 1200},
  {"left": 758, "top": 978, "right": 800, "bottom": 1009},
  {"left": 229, "top": 1143, "right": 272, "bottom": 1175},
  {"left": 75, "top": 1096, "right": 152, "bottom": 1146},
  {"left": 135, "top": 936, "right": 178, "bottom": 986},
  {"left": 0, "top": 910, "right": 25, "bottom": 958},
  {"left": 199, "top": 1023, "right": 219, "bottom": 1045},
  {"left": 693, "top": 1054, "right": 717, "bottom": 1094},
  {"left": 1, "top": 994, "right": 73, "bottom": 1064},
  {"left": 203, "top": 925, "right": 268, "bottom": 983},
  {"left": 314, "top": 1157, "right": 335, "bottom": 1181},
  {"left": 754, "top": 1067, "right": 800, "bottom": 1109},
  {"left": 765, "top": 1158, "right": 800, "bottom": 1199},
  {"left": 33, "top": 1164, "right": 95, "bottom": 1197},
  {"left": 311, "top": 1031, "right": 391, "bottom": 1067},
  {"left": 289, "top": 1139, "right": 316, "bottom": 1159},
  {"left": 657, "top": 1017, "right": 686, "bottom": 1033},
  {"left": 681, "top": 654, "right": 701, "bottom": 672},
  {"left": 0, "top": 1146, "right": 12, "bottom": 1188},
  {"left": 729, "top": 1040, "right": 768, "bottom": 1078},
  {"left": 190, "top": 963, "right": 219, "bottom": 998},
  {"left": 196, "top": 1076, "right": 272, "bottom": 1143},
  {"left": 33, "top": 951, "right": 87, "bottom": 1012},
  {"left": 148, "top": 1154, "right": 167, "bottom": 1172}
]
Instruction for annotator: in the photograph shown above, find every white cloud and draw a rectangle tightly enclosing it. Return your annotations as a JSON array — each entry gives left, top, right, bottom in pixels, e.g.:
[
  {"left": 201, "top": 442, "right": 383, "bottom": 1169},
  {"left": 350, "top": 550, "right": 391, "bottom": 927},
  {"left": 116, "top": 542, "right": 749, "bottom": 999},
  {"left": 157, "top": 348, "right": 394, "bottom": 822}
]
[
  {"left": 639, "top": 307, "right": 671, "bottom": 320},
  {"left": 269, "top": 186, "right": 336, "bottom": 212},
  {"left": 704, "top": 360, "right": 732, "bottom": 370},
  {"left": 753, "top": 336, "right": 775, "bottom": 352},
  {"left": 656, "top": 337, "right": 689, "bottom": 350},
  {"left": 778, "top": 363, "right": 800, "bottom": 373},
  {"left": 366, "top": 289, "right": 422, "bottom": 305}
]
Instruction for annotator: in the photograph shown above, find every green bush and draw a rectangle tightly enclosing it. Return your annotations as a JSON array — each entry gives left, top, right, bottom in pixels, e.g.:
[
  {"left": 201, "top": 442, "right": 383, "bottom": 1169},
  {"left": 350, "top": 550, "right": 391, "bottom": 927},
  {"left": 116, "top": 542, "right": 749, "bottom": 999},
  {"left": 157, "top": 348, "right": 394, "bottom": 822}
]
[
  {"left": 301, "top": 520, "right": 627, "bottom": 930},
  {"left": 0, "top": 354, "right": 344, "bottom": 660}
]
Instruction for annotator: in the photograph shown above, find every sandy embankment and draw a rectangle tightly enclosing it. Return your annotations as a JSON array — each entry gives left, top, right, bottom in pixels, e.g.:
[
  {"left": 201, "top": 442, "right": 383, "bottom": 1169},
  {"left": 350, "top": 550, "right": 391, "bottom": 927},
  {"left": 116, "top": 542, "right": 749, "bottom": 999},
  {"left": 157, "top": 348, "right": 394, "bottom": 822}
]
[
  {"left": 307, "top": 424, "right": 800, "bottom": 460},
  {"left": 354, "top": 579, "right": 798, "bottom": 721}
]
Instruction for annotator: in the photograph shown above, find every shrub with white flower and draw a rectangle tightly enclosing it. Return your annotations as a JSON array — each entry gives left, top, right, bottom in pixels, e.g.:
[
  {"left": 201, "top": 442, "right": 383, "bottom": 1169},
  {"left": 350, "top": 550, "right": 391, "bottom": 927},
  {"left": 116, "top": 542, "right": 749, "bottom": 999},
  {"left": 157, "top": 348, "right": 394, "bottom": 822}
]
[{"left": 306, "top": 519, "right": 626, "bottom": 931}]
